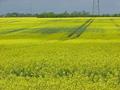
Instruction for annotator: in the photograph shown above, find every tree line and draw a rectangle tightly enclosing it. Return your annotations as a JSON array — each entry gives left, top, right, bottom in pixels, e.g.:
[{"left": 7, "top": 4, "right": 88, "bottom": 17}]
[{"left": 0, "top": 11, "right": 120, "bottom": 17}]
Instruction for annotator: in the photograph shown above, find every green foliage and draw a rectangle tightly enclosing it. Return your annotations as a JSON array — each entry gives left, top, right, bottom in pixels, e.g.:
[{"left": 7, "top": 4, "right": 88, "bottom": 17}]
[
  {"left": 1, "top": 11, "right": 91, "bottom": 17},
  {"left": 1, "top": 11, "right": 120, "bottom": 17}
]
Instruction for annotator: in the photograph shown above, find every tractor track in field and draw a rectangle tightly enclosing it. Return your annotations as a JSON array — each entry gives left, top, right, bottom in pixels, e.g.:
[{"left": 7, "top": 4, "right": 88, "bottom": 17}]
[
  {"left": 67, "top": 18, "right": 94, "bottom": 39},
  {"left": 0, "top": 20, "right": 19, "bottom": 24},
  {"left": 110, "top": 19, "right": 120, "bottom": 30},
  {"left": 0, "top": 28, "right": 26, "bottom": 35}
]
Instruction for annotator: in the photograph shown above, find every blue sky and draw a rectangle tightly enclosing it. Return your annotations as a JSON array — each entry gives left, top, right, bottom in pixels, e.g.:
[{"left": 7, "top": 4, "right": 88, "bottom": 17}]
[{"left": 0, "top": 0, "right": 120, "bottom": 14}]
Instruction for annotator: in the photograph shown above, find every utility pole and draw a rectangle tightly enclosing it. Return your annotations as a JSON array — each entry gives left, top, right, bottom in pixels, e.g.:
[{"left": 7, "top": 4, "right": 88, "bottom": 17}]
[
  {"left": 92, "top": 0, "right": 100, "bottom": 16},
  {"left": 97, "top": 0, "right": 100, "bottom": 15},
  {"left": 92, "top": 0, "right": 95, "bottom": 15}
]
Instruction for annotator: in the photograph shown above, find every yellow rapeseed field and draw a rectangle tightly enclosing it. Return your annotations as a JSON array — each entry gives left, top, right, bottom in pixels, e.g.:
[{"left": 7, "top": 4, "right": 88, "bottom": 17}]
[{"left": 0, "top": 17, "right": 120, "bottom": 90}]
